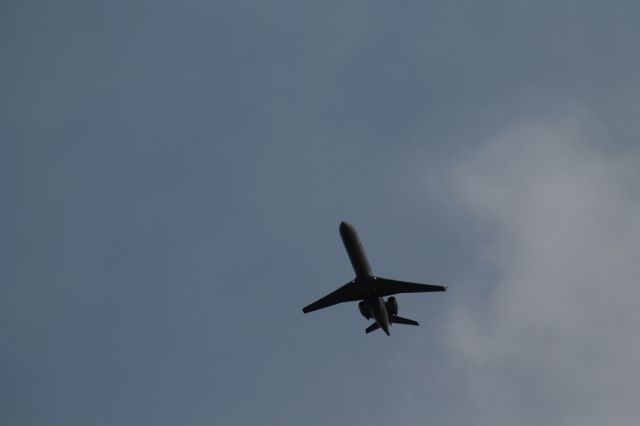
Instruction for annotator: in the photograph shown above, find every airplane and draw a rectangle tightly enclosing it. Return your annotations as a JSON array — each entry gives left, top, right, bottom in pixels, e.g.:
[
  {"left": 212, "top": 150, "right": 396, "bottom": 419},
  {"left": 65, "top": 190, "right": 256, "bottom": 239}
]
[{"left": 302, "top": 222, "right": 447, "bottom": 335}]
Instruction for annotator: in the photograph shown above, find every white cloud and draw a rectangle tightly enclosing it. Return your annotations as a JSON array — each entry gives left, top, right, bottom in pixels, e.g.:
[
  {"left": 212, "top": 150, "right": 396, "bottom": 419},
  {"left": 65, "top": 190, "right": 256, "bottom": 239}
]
[{"left": 445, "top": 113, "right": 640, "bottom": 426}]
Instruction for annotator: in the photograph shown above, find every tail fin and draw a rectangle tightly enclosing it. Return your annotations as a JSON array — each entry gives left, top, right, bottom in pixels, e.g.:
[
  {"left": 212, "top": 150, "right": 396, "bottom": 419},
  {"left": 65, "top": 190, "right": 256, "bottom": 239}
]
[
  {"left": 365, "top": 323, "right": 380, "bottom": 334},
  {"left": 390, "top": 316, "right": 419, "bottom": 326}
]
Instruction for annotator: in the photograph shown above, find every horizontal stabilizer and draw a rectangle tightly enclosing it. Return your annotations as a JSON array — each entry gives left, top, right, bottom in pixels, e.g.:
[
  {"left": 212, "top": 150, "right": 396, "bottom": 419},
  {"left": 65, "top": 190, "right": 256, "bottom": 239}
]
[
  {"left": 390, "top": 316, "right": 419, "bottom": 326},
  {"left": 365, "top": 323, "right": 380, "bottom": 334}
]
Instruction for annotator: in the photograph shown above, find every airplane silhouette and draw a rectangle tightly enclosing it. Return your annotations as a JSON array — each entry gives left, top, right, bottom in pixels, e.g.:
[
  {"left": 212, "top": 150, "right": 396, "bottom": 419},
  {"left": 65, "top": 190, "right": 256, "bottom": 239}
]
[{"left": 302, "top": 222, "right": 447, "bottom": 335}]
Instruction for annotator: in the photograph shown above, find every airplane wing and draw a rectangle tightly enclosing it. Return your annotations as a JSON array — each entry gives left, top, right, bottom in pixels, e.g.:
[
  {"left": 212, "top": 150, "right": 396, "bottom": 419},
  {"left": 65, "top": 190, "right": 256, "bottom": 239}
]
[
  {"left": 374, "top": 277, "right": 447, "bottom": 297},
  {"left": 302, "top": 281, "right": 365, "bottom": 314}
]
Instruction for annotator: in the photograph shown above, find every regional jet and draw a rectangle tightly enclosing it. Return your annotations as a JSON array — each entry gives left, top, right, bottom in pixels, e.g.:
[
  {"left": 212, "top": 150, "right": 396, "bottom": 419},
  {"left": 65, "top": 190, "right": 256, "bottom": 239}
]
[{"left": 302, "top": 222, "right": 447, "bottom": 335}]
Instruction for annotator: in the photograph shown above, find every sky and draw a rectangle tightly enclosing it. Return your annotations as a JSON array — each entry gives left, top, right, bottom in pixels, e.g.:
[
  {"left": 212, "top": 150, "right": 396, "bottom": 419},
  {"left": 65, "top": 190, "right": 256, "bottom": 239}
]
[{"left": 2, "top": 1, "right": 640, "bottom": 425}]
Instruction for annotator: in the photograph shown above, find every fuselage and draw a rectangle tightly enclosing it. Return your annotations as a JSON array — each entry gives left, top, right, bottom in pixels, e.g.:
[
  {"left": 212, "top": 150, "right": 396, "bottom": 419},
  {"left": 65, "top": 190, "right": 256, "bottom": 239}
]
[
  {"left": 339, "top": 221, "right": 373, "bottom": 277},
  {"left": 339, "top": 222, "right": 391, "bottom": 335}
]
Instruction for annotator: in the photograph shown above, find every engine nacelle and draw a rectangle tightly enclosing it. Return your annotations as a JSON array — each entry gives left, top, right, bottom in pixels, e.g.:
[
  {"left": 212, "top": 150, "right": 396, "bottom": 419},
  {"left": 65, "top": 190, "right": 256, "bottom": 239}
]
[
  {"left": 358, "top": 301, "right": 371, "bottom": 319},
  {"left": 386, "top": 297, "right": 398, "bottom": 317}
]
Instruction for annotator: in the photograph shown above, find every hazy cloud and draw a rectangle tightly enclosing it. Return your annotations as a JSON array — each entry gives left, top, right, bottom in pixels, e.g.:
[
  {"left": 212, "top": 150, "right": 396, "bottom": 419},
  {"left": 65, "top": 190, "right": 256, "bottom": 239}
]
[{"left": 445, "top": 113, "right": 640, "bottom": 426}]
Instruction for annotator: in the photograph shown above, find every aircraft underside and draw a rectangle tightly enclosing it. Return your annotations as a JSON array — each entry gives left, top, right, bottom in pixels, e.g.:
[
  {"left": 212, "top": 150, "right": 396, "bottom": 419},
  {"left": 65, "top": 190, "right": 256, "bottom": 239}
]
[{"left": 302, "top": 222, "right": 447, "bottom": 335}]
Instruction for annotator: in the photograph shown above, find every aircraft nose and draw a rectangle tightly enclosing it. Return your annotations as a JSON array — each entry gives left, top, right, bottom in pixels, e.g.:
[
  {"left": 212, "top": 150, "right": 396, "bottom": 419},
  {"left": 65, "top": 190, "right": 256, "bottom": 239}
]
[{"left": 339, "top": 221, "right": 353, "bottom": 237}]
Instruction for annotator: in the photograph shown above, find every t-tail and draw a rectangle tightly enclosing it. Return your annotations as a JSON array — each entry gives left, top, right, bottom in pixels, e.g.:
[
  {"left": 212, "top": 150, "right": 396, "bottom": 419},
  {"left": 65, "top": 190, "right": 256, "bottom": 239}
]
[{"left": 365, "top": 315, "right": 419, "bottom": 334}]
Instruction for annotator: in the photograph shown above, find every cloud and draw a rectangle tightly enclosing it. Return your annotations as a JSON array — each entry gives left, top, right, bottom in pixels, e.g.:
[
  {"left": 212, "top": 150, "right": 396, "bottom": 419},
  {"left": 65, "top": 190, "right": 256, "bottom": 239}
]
[{"left": 445, "top": 112, "right": 640, "bottom": 426}]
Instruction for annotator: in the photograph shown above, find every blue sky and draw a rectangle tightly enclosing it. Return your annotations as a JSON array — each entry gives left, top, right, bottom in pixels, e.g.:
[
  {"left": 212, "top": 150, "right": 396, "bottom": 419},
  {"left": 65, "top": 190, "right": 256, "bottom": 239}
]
[{"left": 3, "top": 1, "right": 640, "bottom": 425}]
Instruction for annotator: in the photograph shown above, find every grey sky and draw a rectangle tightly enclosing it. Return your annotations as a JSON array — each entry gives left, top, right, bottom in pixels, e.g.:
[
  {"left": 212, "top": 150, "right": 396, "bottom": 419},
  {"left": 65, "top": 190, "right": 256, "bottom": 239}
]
[{"left": 3, "top": 1, "right": 640, "bottom": 425}]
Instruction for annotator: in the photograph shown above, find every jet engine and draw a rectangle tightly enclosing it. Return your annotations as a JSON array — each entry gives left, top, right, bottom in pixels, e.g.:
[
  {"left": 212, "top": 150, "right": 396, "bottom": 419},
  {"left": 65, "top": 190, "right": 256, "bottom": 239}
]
[
  {"left": 358, "top": 301, "right": 371, "bottom": 319},
  {"left": 386, "top": 297, "right": 398, "bottom": 317}
]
